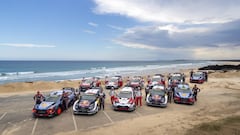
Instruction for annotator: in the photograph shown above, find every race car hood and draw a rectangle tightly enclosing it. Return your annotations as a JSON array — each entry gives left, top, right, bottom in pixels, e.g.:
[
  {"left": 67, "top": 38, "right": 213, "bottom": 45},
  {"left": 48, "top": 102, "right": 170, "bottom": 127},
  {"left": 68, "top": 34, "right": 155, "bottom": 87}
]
[
  {"left": 130, "top": 82, "right": 140, "bottom": 86},
  {"left": 36, "top": 101, "right": 55, "bottom": 110},
  {"left": 177, "top": 92, "right": 191, "bottom": 98},
  {"left": 78, "top": 99, "right": 95, "bottom": 107},
  {"left": 118, "top": 97, "right": 129, "bottom": 104},
  {"left": 150, "top": 81, "right": 159, "bottom": 86}
]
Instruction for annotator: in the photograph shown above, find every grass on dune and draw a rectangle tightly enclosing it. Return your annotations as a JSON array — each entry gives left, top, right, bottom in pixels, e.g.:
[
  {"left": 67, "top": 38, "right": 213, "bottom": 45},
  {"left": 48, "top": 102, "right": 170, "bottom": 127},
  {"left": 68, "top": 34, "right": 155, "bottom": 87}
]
[{"left": 185, "top": 116, "right": 240, "bottom": 135}]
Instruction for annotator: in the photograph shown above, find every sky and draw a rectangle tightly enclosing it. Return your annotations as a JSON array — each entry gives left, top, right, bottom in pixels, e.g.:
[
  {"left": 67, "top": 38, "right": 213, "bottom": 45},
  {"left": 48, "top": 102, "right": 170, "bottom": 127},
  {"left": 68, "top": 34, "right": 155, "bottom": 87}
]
[{"left": 0, "top": 0, "right": 240, "bottom": 60}]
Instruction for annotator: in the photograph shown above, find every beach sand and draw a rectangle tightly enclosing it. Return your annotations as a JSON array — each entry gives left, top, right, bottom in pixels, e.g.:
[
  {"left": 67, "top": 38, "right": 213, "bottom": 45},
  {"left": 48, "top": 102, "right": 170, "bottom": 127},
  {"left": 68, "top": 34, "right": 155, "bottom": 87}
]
[{"left": 0, "top": 62, "right": 240, "bottom": 135}]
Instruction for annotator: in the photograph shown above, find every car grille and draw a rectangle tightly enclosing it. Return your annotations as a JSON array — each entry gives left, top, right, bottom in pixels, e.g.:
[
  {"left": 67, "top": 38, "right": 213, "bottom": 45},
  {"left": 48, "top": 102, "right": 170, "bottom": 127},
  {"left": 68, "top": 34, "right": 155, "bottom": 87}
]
[
  {"left": 37, "top": 110, "right": 47, "bottom": 114},
  {"left": 180, "top": 98, "right": 189, "bottom": 102}
]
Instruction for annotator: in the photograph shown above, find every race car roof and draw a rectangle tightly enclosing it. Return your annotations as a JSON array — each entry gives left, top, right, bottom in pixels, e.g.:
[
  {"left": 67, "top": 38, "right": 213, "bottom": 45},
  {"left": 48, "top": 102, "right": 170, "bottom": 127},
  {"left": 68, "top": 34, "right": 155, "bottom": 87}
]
[
  {"left": 153, "top": 85, "right": 165, "bottom": 90},
  {"left": 152, "top": 75, "right": 162, "bottom": 79},
  {"left": 121, "top": 87, "right": 133, "bottom": 92},
  {"left": 111, "top": 76, "right": 119, "bottom": 80},
  {"left": 85, "top": 89, "right": 100, "bottom": 94},
  {"left": 50, "top": 89, "right": 72, "bottom": 96}
]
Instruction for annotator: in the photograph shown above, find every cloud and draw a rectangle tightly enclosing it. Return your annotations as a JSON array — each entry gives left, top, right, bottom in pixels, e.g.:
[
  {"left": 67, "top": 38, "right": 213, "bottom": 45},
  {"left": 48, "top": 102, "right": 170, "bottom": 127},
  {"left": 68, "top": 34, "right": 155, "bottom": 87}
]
[
  {"left": 114, "top": 20, "right": 240, "bottom": 49},
  {"left": 107, "top": 24, "right": 124, "bottom": 31},
  {"left": 193, "top": 45, "right": 240, "bottom": 59},
  {"left": 83, "top": 30, "right": 96, "bottom": 34},
  {"left": 93, "top": 0, "right": 240, "bottom": 24},
  {"left": 113, "top": 40, "right": 161, "bottom": 50},
  {"left": 88, "top": 22, "right": 98, "bottom": 27},
  {"left": 0, "top": 43, "right": 56, "bottom": 48}
]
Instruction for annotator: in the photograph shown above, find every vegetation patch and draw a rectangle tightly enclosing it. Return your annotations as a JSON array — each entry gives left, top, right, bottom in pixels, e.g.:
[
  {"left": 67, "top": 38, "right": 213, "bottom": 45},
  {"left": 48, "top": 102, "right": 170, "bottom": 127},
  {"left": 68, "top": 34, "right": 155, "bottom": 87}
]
[{"left": 186, "top": 116, "right": 240, "bottom": 135}]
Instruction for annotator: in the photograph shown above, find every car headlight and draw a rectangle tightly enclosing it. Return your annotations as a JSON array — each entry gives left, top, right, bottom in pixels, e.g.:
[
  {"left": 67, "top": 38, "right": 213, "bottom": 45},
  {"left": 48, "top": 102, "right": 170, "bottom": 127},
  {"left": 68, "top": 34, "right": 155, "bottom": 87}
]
[
  {"left": 175, "top": 92, "right": 180, "bottom": 97},
  {"left": 148, "top": 95, "right": 152, "bottom": 101},
  {"left": 89, "top": 103, "right": 95, "bottom": 110},
  {"left": 161, "top": 97, "right": 165, "bottom": 102}
]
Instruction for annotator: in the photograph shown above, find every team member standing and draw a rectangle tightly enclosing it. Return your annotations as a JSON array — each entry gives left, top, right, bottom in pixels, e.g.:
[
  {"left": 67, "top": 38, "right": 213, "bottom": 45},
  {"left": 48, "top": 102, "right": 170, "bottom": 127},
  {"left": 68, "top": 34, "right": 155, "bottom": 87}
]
[
  {"left": 135, "top": 88, "right": 142, "bottom": 106},
  {"left": 99, "top": 88, "right": 106, "bottom": 110},
  {"left": 109, "top": 87, "right": 116, "bottom": 104},
  {"left": 167, "top": 87, "right": 173, "bottom": 103},
  {"left": 192, "top": 85, "right": 201, "bottom": 101},
  {"left": 33, "top": 91, "right": 45, "bottom": 104},
  {"left": 61, "top": 90, "right": 69, "bottom": 111}
]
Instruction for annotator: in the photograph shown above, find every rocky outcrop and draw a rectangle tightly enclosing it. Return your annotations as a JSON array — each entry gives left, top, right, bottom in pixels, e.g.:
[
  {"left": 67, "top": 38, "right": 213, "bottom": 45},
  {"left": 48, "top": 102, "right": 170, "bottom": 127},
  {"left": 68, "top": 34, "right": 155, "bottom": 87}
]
[{"left": 199, "top": 64, "right": 240, "bottom": 70}]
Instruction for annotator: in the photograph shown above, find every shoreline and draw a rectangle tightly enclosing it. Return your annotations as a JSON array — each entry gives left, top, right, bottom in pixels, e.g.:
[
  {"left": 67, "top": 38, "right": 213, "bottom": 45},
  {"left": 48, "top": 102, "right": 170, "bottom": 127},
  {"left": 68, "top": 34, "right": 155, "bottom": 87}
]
[{"left": 0, "top": 62, "right": 239, "bottom": 95}]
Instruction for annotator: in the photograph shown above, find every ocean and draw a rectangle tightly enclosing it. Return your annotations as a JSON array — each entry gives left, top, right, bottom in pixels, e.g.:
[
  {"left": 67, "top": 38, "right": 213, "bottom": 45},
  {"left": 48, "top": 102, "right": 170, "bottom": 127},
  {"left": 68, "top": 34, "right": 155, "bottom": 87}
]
[{"left": 0, "top": 60, "right": 215, "bottom": 84}]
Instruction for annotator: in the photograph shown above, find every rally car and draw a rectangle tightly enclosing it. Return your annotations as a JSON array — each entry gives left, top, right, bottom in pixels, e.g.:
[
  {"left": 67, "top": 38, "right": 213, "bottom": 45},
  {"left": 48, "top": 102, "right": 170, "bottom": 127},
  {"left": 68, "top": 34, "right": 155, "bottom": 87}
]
[
  {"left": 146, "top": 75, "right": 165, "bottom": 89},
  {"left": 173, "top": 84, "right": 195, "bottom": 105},
  {"left": 112, "top": 87, "right": 136, "bottom": 111},
  {"left": 32, "top": 89, "right": 76, "bottom": 118},
  {"left": 73, "top": 88, "right": 100, "bottom": 115},
  {"left": 128, "top": 76, "right": 144, "bottom": 89},
  {"left": 105, "top": 76, "right": 123, "bottom": 89},
  {"left": 190, "top": 71, "right": 206, "bottom": 84},
  {"left": 146, "top": 85, "right": 168, "bottom": 107},
  {"left": 79, "top": 78, "right": 94, "bottom": 92},
  {"left": 168, "top": 73, "right": 185, "bottom": 87}
]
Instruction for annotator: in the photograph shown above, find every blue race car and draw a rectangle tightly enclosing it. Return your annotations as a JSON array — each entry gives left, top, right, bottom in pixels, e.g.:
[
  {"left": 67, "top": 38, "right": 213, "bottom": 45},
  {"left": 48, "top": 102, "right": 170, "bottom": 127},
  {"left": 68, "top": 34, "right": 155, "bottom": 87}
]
[
  {"left": 173, "top": 84, "right": 195, "bottom": 105},
  {"left": 32, "top": 88, "right": 76, "bottom": 118}
]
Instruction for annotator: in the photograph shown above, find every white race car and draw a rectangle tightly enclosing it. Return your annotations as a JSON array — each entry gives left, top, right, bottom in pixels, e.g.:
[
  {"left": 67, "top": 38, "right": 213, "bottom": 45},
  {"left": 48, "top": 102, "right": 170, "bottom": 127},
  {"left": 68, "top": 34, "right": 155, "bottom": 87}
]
[{"left": 112, "top": 87, "right": 136, "bottom": 111}]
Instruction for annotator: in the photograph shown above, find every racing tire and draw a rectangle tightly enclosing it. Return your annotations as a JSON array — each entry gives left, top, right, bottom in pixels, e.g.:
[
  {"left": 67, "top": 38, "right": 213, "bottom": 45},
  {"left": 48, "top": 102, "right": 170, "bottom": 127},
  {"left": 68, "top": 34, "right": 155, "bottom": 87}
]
[
  {"left": 32, "top": 114, "right": 37, "bottom": 118},
  {"left": 189, "top": 102, "right": 195, "bottom": 105},
  {"left": 56, "top": 107, "right": 62, "bottom": 115}
]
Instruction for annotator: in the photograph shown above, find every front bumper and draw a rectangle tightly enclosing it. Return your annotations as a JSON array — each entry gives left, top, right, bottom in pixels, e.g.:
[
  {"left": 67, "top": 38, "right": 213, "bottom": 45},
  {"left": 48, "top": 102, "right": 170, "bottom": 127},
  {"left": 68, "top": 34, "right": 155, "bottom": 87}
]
[
  {"left": 105, "top": 85, "right": 118, "bottom": 89},
  {"left": 112, "top": 103, "right": 135, "bottom": 111},
  {"left": 174, "top": 97, "right": 194, "bottom": 104},
  {"left": 146, "top": 101, "right": 167, "bottom": 107},
  {"left": 73, "top": 102, "right": 98, "bottom": 115},
  {"left": 73, "top": 108, "right": 98, "bottom": 115},
  {"left": 33, "top": 110, "right": 55, "bottom": 117},
  {"left": 190, "top": 79, "right": 204, "bottom": 84}
]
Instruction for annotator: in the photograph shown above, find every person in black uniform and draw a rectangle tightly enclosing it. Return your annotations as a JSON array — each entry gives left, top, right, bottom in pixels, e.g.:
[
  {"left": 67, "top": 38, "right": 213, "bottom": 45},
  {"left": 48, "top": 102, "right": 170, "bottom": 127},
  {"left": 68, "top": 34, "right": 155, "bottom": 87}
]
[
  {"left": 192, "top": 85, "right": 200, "bottom": 101},
  {"left": 99, "top": 88, "right": 106, "bottom": 110},
  {"left": 33, "top": 91, "right": 44, "bottom": 104}
]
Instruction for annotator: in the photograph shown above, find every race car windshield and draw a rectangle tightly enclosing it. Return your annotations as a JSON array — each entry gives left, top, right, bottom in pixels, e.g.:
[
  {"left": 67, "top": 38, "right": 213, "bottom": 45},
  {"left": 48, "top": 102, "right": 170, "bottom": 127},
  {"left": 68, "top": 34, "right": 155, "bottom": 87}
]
[
  {"left": 150, "top": 90, "right": 165, "bottom": 96},
  {"left": 118, "top": 91, "right": 132, "bottom": 98},
  {"left": 131, "top": 79, "right": 139, "bottom": 83},
  {"left": 152, "top": 78, "right": 160, "bottom": 82},
  {"left": 109, "top": 78, "right": 117, "bottom": 82},
  {"left": 192, "top": 73, "right": 203, "bottom": 77},
  {"left": 85, "top": 79, "right": 92, "bottom": 83},
  {"left": 171, "top": 76, "right": 182, "bottom": 80},
  {"left": 45, "top": 96, "right": 59, "bottom": 102},
  {"left": 81, "top": 95, "right": 96, "bottom": 101}
]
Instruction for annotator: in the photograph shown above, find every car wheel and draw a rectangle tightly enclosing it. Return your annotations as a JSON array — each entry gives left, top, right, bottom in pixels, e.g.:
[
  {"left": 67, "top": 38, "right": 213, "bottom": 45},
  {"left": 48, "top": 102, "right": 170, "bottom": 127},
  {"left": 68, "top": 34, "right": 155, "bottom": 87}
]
[
  {"left": 32, "top": 114, "right": 37, "bottom": 118},
  {"left": 56, "top": 107, "right": 62, "bottom": 115}
]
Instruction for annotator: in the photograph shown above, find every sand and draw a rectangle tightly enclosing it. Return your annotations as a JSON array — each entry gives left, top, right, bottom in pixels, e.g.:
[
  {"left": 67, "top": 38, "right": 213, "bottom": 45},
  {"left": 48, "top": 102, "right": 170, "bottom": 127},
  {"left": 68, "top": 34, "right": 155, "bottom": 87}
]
[
  {"left": 1, "top": 63, "right": 240, "bottom": 135},
  {"left": 55, "top": 70, "right": 240, "bottom": 135}
]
